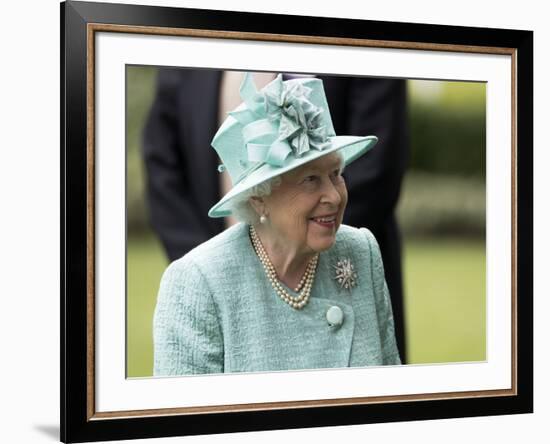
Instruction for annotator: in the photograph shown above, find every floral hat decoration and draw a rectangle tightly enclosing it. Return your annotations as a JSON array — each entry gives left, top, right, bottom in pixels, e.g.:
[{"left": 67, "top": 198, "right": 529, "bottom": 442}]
[{"left": 208, "top": 73, "right": 378, "bottom": 218}]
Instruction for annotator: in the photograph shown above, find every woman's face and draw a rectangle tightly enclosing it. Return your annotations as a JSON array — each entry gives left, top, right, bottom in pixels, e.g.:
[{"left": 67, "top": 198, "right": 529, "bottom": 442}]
[{"left": 259, "top": 152, "right": 348, "bottom": 254}]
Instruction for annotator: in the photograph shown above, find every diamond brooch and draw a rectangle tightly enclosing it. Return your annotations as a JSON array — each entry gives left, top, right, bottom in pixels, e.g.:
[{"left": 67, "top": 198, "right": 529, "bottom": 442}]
[{"left": 333, "top": 258, "right": 357, "bottom": 290}]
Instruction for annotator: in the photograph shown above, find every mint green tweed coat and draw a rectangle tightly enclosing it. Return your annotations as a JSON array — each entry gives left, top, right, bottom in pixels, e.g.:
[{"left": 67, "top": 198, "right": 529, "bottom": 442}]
[{"left": 153, "top": 223, "right": 401, "bottom": 375}]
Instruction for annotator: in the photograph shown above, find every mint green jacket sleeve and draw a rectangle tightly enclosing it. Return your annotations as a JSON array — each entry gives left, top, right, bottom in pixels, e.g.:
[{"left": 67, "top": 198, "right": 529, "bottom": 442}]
[{"left": 153, "top": 259, "right": 224, "bottom": 375}]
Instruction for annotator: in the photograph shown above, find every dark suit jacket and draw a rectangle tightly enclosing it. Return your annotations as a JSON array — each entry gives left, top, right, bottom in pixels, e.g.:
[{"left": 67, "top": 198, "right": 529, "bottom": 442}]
[{"left": 142, "top": 69, "right": 409, "bottom": 361}]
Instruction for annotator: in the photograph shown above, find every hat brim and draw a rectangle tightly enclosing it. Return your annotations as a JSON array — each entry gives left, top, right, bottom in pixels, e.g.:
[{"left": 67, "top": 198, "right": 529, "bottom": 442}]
[{"left": 208, "top": 135, "right": 377, "bottom": 218}]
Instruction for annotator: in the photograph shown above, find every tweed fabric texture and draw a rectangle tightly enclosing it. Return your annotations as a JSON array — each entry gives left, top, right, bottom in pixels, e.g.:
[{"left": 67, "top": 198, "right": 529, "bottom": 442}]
[{"left": 153, "top": 223, "right": 401, "bottom": 376}]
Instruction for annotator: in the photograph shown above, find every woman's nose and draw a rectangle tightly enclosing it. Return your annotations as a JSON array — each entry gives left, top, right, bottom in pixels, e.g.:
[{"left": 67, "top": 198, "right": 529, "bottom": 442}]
[{"left": 320, "top": 177, "right": 342, "bottom": 206}]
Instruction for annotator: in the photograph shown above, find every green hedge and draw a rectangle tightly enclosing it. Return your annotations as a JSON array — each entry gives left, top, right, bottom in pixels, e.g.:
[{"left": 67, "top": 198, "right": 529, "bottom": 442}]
[{"left": 408, "top": 82, "right": 486, "bottom": 177}]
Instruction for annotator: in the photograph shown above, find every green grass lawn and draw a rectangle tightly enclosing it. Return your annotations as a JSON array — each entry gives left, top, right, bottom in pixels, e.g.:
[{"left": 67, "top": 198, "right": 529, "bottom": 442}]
[
  {"left": 403, "top": 238, "right": 486, "bottom": 364},
  {"left": 126, "top": 234, "right": 168, "bottom": 378},
  {"left": 127, "top": 234, "right": 485, "bottom": 377}
]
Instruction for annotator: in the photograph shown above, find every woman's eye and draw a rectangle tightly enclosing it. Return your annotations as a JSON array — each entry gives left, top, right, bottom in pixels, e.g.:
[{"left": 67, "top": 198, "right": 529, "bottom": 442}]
[{"left": 303, "top": 175, "right": 317, "bottom": 183}]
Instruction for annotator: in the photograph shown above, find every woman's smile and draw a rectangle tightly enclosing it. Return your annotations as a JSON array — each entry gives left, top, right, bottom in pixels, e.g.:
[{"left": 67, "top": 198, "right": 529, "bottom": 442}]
[{"left": 309, "top": 213, "right": 338, "bottom": 229}]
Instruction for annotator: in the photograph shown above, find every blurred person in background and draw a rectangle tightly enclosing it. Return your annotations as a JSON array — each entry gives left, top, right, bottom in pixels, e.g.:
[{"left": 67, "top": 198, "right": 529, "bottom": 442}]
[{"left": 143, "top": 69, "right": 409, "bottom": 362}]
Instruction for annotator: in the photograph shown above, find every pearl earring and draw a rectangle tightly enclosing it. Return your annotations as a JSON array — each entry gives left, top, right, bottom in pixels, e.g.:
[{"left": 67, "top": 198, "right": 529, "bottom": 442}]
[{"left": 260, "top": 214, "right": 267, "bottom": 224}]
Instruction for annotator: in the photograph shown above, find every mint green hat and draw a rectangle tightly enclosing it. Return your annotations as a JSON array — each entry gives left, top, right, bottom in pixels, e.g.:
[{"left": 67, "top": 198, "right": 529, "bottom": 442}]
[{"left": 208, "top": 73, "right": 378, "bottom": 218}]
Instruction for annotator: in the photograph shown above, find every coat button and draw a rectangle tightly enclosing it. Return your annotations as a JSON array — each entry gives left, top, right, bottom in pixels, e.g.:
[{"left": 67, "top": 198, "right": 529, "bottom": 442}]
[{"left": 326, "top": 306, "right": 344, "bottom": 328}]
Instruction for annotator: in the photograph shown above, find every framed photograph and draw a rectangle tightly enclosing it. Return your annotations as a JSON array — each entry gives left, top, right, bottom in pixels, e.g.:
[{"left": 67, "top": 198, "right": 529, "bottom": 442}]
[{"left": 61, "top": 0, "right": 533, "bottom": 442}]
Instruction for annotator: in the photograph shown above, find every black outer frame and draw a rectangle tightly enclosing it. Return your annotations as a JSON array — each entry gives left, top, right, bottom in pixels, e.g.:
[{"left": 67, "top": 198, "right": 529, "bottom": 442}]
[{"left": 60, "top": 0, "right": 533, "bottom": 442}]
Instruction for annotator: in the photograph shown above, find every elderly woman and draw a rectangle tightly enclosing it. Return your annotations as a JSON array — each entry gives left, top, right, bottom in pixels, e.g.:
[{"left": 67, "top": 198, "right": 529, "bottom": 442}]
[{"left": 153, "top": 73, "right": 401, "bottom": 375}]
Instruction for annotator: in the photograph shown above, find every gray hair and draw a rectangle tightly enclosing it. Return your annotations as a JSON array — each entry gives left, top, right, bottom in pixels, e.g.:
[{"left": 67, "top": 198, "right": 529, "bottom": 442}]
[{"left": 228, "top": 175, "right": 282, "bottom": 225}]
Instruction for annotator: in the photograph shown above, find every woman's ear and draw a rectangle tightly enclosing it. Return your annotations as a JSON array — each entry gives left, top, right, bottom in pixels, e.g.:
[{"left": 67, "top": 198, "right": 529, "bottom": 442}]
[{"left": 249, "top": 196, "right": 266, "bottom": 217}]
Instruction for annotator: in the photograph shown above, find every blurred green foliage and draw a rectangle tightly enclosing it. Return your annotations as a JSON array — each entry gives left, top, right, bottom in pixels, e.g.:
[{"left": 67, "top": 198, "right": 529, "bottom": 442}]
[{"left": 408, "top": 80, "right": 486, "bottom": 178}]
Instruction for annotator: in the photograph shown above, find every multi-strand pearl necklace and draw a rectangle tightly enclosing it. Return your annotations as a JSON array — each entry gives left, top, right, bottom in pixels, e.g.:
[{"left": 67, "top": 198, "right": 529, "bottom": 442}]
[{"left": 249, "top": 226, "right": 319, "bottom": 309}]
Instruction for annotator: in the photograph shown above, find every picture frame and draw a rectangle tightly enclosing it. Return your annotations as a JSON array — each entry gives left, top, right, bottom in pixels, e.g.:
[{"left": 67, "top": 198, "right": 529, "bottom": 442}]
[{"left": 61, "top": 0, "right": 533, "bottom": 442}]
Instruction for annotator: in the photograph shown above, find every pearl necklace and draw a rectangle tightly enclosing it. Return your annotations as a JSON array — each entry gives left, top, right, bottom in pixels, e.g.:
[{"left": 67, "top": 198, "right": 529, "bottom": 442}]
[{"left": 250, "top": 226, "right": 319, "bottom": 309}]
